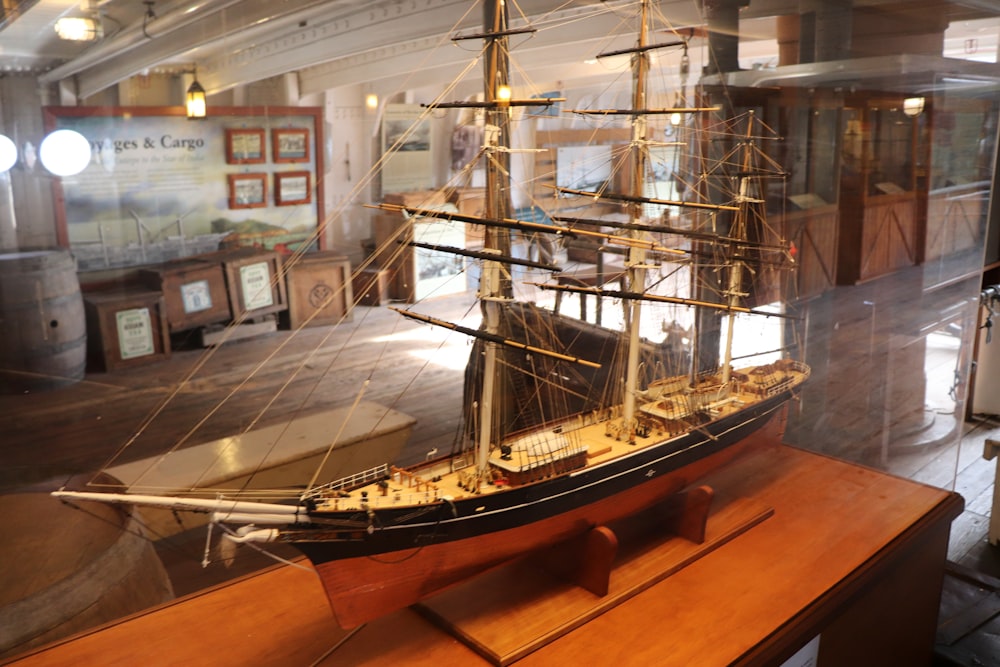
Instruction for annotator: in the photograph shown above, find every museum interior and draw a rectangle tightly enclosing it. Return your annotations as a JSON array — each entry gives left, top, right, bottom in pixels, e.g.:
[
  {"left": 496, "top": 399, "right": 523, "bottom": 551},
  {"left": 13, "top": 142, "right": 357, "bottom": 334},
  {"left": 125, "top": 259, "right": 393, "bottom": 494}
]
[{"left": 5, "top": 0, "right": 1000, "bottom": 664}]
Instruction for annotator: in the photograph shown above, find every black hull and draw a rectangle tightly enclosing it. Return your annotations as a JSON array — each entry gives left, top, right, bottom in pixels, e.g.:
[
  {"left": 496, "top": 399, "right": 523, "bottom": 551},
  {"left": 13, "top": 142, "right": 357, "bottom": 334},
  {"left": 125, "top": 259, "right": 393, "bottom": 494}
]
[{"left": 289, "top": 388, "right": 791, "bottom": 563}]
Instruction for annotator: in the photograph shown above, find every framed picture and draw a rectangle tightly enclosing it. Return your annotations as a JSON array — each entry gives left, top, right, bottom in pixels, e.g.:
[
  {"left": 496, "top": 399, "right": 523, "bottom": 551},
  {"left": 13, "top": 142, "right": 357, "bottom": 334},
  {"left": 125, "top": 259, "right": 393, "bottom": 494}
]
[
  {"left": 273, "top": 128, "right": 310, "bottom": 163},
  {"left": 225, "top": 128, "right": 265, "bottom": 164},
  {"left": 227, "top": 173, "right": 267, "bottom": 209},
  {"left": 274, "top": 171, "right": 312, "bottom": 206}
]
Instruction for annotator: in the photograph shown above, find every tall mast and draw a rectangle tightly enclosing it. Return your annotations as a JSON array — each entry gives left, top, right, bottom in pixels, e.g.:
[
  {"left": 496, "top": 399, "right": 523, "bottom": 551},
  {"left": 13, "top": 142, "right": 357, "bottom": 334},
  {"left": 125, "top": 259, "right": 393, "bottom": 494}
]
[
  {"left": 622, "top": 0, "right": 651, "bottom": 441},
  {"left": 476, "top": 0, "right": 513, "bottom": 484},
  {"left": 720, "top": 112, "right": 756, "bottom": 386},
  {"left": 483, "top": 0, "right": 514, "bottom": 279}
]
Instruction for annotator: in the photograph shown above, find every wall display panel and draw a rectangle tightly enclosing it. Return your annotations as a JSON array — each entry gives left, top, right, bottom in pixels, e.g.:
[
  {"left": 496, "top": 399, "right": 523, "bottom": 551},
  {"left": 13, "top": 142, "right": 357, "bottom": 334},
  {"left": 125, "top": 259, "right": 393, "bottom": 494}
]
[
  {"left": 44, "top": 106, "right": 324, "bottom": 272},
  {"left": 382, "top": 104, "right": 432, "bottom": 193}
]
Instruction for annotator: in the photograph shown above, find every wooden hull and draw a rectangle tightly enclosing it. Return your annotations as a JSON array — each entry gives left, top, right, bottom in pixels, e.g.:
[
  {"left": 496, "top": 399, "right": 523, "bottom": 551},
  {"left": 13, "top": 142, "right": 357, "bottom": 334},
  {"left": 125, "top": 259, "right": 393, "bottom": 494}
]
[{"left": 291, "top": 395, "right": 791, "bottom": 628}]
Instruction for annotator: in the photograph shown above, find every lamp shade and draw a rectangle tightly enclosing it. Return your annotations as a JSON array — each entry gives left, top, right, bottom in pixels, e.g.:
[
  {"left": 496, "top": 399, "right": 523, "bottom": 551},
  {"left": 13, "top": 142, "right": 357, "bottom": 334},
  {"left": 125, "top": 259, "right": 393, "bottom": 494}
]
[{"left": 186, "top": 79, "right": 207, "bottom": 119}]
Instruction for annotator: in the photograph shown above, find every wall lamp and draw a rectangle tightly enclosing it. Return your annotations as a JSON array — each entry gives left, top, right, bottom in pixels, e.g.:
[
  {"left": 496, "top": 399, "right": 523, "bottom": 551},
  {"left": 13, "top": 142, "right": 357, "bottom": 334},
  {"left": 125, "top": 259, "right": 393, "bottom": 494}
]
[{"left": 186, "top": 71, "right": 207, "bottom": 120}]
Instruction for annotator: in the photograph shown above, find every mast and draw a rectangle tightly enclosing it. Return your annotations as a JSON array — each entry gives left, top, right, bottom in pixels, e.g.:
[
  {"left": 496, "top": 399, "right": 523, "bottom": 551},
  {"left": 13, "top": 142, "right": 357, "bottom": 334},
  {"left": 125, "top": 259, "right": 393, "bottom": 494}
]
[
  {"left": 622, "top": 0, "right": 652, "bottom": 441},
  {"left": 720, "top": 112, "right": 756, "bottom": 386},
  {"left": 476, "top": 0, "right": 513, "bottom": 485}
]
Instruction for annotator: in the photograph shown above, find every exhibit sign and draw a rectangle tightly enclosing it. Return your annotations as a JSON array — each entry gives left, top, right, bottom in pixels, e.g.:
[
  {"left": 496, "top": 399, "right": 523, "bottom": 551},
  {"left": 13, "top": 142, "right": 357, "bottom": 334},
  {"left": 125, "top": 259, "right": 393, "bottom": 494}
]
[
  {"left": 44, "top": 106, "right": 324, "bottom": 272},
  {"left": 382, "top": 104, "right": 432, "bottom": 193},
  {"left": 116, "top": 307, "right": 155, "bottom": 359}
]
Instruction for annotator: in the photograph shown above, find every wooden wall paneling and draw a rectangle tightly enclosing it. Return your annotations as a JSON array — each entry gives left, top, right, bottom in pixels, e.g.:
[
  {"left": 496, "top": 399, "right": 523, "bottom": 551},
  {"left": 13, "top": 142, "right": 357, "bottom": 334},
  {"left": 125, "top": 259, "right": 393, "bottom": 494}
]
[
  {"left": 859, "top": 193, "right": 918, "bottom": 282},
  {"left": 926, "top": 186, "right": 987, "bottom": 261},
  {"left": 837, "top": 99, "right": 926, "bottom": 286},
  {"left": 782, "top": 206, "right": 839, "bottom": 301}
]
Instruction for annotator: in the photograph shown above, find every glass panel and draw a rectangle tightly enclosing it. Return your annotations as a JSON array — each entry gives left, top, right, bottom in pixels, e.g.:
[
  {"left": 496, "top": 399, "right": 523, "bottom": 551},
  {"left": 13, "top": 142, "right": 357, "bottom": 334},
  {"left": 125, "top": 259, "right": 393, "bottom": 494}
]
[{"left": 3, "top": 0, "right": 1000, "bottom": 644}]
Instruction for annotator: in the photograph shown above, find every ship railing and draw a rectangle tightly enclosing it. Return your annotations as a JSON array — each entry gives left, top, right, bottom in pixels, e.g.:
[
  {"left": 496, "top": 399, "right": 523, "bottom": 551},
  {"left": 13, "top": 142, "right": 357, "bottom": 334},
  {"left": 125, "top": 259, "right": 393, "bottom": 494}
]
[
  {"left": 738, "top": 360, "right": 809, "bottom": 398},
  {"left": 787, "top": 359, "right": 810, "bottom": 375},
  {"left": 302, "top": 463, "right": 390, "bottom": 500},
  {"left": 316, "top": 486, "right": 449, "bottom": 510}
]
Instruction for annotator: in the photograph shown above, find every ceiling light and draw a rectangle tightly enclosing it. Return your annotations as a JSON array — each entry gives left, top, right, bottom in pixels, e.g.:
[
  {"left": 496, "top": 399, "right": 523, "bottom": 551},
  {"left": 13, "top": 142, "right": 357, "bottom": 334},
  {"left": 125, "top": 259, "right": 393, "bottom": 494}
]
[
  {"left": 55, "top": 17, "right": 100, "bottom": 42},
  {"left": 903, "top": 97, "right": 925, "bottom": 117}
]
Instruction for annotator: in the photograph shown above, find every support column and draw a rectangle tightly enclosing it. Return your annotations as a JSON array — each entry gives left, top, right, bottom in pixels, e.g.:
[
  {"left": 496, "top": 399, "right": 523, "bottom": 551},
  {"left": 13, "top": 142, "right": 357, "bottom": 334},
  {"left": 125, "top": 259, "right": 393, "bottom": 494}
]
[{"left": 699, "top": 0, "right": 746, "bottom": 75}]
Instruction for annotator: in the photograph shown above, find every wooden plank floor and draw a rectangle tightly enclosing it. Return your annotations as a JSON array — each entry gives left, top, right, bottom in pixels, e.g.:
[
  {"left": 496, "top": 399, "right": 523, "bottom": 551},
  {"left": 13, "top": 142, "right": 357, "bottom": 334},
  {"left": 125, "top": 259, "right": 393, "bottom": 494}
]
[{"left": 935, "top": 415, "right": 1000, "bottom": 578}]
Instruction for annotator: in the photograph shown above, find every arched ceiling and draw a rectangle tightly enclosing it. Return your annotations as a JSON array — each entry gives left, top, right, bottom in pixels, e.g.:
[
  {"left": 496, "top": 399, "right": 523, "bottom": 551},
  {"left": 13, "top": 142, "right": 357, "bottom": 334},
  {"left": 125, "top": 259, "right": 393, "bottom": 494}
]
[{"left": 2, "top": 0, "right": 999, "bottom": 101}]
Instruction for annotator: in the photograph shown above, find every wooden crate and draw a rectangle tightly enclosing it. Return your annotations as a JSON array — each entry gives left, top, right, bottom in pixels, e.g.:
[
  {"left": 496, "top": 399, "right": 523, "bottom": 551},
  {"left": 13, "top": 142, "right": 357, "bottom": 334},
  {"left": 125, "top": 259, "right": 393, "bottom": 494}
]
[
  {"left": 207, "top": 248, "right": 288, "bottom": 319},
  {"left": 372, "top": 213, "right": 415, "bottom": 303},
  {"left": 449, "top": 187, "right": 485, "bottom": 247},
  {"left": 382, "top": 189, "right": 449, "bottom": 208},
  {"left": 377, "top": 191, "right": 453, "bottom": 303},
  {"left": 84, "top": 290, "right": 171, "bottom": 371},
  {"left": 353, "top": 267, "right": 390, "bottom": 306},
  {"left": 283, "top": 252, "right": 353, "bottom": 328},
  {"left": 138, "top": 259, "right": 231, "bottom": 332}
]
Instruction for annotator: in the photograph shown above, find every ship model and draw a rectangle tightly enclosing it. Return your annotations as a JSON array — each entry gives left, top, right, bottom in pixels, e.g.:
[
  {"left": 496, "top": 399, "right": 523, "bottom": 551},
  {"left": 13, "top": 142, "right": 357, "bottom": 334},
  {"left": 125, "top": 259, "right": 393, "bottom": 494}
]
[{"left": 54, "top": 0, "right": 809, "bottom": 630}]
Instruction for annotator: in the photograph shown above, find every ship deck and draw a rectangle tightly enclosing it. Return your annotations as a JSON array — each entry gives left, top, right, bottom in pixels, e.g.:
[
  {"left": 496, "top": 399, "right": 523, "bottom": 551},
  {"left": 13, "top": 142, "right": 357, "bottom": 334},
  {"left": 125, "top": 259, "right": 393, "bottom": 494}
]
[{"left": 310, "top": 364, "right": 810, "bottom": 512}]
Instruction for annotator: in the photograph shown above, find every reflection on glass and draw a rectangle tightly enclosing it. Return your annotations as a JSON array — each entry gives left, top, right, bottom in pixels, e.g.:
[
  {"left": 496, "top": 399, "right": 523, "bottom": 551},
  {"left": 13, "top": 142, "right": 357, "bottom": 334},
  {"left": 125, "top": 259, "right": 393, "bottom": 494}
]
[
  {"left": 39, "top": 129, "right": 92, "bottom": 176},
  {"left": 0, "top": 135, "right": 15, "bottom": 173}
]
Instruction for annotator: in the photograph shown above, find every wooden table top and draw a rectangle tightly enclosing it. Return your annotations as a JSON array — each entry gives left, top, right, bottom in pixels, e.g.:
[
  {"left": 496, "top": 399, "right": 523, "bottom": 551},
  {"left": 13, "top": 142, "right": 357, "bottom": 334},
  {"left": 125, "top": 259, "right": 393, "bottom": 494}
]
[{"left": 6, "top": 444, "right": 962, "bottom": 667}]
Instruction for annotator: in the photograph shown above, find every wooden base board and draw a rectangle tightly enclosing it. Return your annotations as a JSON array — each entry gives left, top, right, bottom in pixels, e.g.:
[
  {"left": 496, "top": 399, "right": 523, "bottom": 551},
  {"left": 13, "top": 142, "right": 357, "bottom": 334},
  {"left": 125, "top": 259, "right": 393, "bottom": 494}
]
[{"left": 415, "top": 491, "right": 773, "bottom": 666}]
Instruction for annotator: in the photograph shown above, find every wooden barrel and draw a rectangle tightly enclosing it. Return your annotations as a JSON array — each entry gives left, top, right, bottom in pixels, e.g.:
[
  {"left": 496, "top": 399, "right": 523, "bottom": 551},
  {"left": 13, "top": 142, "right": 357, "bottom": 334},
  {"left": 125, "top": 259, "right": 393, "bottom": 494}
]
[
  {"left": 0, "top": 250, "right": 87, "bottom": 393},
  {"left": 0, "top": 486, "right": 175, "bottom": 658}
]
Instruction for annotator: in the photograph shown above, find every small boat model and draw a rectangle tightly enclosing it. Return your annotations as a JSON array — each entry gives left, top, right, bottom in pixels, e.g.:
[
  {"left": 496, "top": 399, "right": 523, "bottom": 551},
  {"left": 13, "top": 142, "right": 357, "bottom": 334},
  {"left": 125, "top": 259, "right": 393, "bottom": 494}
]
[{"left": 54, "top": 0, "right": 809, "bottom": 630}]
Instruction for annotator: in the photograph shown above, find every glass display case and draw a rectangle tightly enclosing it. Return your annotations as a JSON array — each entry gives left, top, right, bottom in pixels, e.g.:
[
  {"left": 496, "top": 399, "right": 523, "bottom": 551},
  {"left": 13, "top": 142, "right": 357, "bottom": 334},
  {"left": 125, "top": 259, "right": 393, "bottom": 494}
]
[{"left": 2, "top": 0, "right": 1000, "bottom": 663}]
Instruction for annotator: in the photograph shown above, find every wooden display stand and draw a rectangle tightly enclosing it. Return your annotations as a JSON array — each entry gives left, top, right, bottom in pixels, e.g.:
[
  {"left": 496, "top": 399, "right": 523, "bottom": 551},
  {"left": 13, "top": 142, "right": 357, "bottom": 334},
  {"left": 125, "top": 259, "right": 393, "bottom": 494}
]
[
  {"left": 8, "top": 445, "right": 962, "bottom": 667},
  {"left": 83, "top": 290, "right": 171, "bottom": 371},
  {"left": 282, "top": 252, "right": 353, "bottom": 328},
  {"left": 415, "top": 485, "right": 768, "bottom": 665},
  {"left": 137, "top": 259, "right": 231, "bottom": 332}
]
